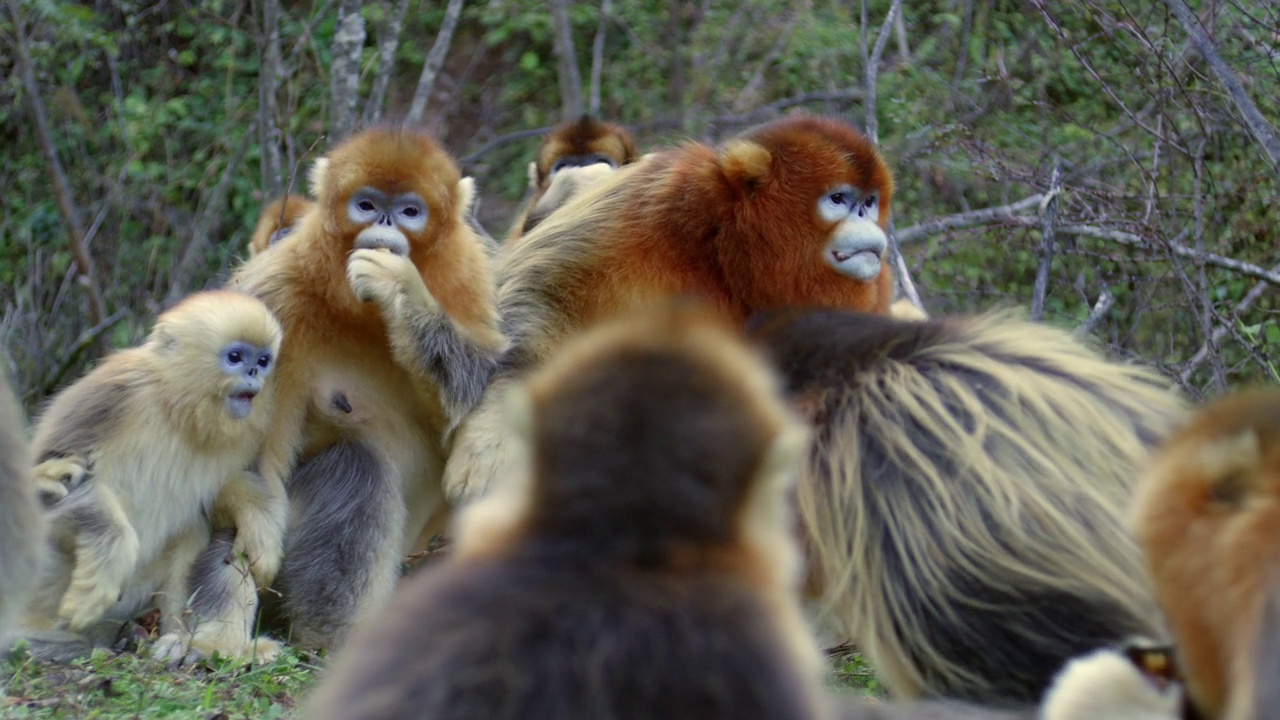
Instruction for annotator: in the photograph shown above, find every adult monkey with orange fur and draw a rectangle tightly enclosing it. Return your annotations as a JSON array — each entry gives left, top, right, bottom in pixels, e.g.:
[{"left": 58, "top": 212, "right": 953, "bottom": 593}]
[
  {"left": 300, "top": 301, "right": 829, "bottom": 720},
  {"left": 747, "top": 308, "right": 1182, "bottom": 705},
  {"left": 506, "top": 115, "right": 638, "bottom": 241},
  {"left": 1131, "top": 388, "right": 1280, "bottom": 720},
  {"left": 230, "top": 126, "right": 506, "bottom": 650},
  {"left": 446, "top": 115, "right": 895, "bottom": 501},
  {"left": 248, "top": 194, "right": 315, "bottom": 256}
]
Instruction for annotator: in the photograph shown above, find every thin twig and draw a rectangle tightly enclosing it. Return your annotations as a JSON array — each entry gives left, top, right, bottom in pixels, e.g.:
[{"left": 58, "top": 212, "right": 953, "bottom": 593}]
[
  {"left": 895, "top": 194, "right": 1045, "bottom": 244},
  {"left": 407, "top": 0, "right": 465, "bottom": 124},
  {"left": 1073, "top": 288, "right": 1115, "bottom": 337},
  {"left": 1029, "top": 164, "right": 1062, "bottom": 322},
  {"left": 588, "top": 0, "right": 611, "bottom": 116},
  {"left": 34, "top": 311, "right": 128, "bottom": 400},
  {"left": 1178, "top": 262, "right": 1280, "bottom": 385},
  {"left": 363, "top": 0, "right": 413, "bottom": 125}
]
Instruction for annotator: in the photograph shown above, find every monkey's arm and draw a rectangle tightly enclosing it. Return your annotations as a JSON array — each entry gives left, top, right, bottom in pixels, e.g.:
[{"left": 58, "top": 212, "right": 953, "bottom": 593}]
[
  {"left": 53, "top": 485, "right": 141, "bottom": 631},
  {"left": 347, "top": 249, "right": 507, "bottom": 432},
  {"left": 210, "top": 470, "right": 288, "bottom": 588}
]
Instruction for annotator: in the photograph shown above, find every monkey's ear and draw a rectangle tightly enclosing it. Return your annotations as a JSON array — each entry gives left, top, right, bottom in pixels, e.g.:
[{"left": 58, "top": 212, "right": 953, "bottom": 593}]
[
  {"left": 526, "top": 161, "right": 539, "bottom": 189},
  {"left": 148, "top": 324, "right": 179, "bottom": 355},
  {"left": 1200, "top": 430, "right": 1261, "bottom": 506},
  {"left": 719, "top": 139, "right": 772, "bottom": 195},
  {"left": 308, "top": 157, "right": 330, "bottom": 200},
  {"left": 456, "top": 177, "right": 479, "bottom": 219}
]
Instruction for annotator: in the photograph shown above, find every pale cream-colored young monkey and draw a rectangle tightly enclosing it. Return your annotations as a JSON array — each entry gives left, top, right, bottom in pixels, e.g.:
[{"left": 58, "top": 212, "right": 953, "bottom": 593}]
[{"left": 23, "top": 290, "right": 286, "bottom": 664}]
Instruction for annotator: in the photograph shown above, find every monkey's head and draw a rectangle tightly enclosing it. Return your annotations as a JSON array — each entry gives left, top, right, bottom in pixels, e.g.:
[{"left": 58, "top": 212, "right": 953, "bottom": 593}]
[
  {"left": 249, "top": 194, "right": 315, "bottom": 256},
  {"left": 317, "top": 127, "right": 467, "bottom": 275},
  {"left": 148, "top": 290, "right": 283, "bottom": 425},
  {"left": 716, "top": 115, "right": 895, "bottom": 313},
  {"left": 535, "top": 115, "right": 637, "bottom": 189},
  {"left": 1130, "top": 387, "right": 1280, "bottom": 718},
  {"left": 456, "top": 300, "right": 809, "bottom": 572}
]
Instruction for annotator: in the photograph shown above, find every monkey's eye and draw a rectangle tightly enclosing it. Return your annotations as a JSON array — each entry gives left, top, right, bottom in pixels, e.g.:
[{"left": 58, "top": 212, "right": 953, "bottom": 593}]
[
  {"left": 226, "top": 350, "right": 244, "bottom": 365},
  {"left": 357, "top": 199, "right": 377, "bottom": 213},
  {"left": 401, "top": 206, "right": 421, "bottom": 218},
  {"left": 864, "top": 195, "right": 878, "bottom": 209},
  {"left": 257, "top": 354, "right": 272, "bottom": 369},
  {"left": 829, "top": 191, "right": 852, "bottom": 207}
]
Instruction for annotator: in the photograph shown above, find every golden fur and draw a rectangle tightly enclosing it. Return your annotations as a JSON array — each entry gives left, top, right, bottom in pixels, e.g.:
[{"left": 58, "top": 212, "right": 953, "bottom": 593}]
[
  {"left": 446, "top": 115, "right": 897, "bottom": 502},
  {"left": 300, "top": 301, "right": 828, "bottom": 720},
  {"left": 248, "top": 194, "right": 315, "bottom": 256},
  {"left": 229, "top": 126, "right": 505, "bottom": 649},
  {"left": 1130, "top": 387, "right": 1280, "bottom": 720},
  {"left": 748, "top": 308, "right": 1183, "bottom": 704},
  {"left": 23, "top": 290, "right": 284, "bottom": 663}
]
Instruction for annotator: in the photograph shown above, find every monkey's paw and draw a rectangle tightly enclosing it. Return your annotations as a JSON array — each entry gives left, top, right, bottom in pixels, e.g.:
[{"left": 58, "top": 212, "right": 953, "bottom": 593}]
[
  {"left": 150, "top": 632, "right": 198, "bottom": 669},
  {"left": 34, "top": 456, "right": 89, "bottom": 505},
  {"left": 347, "top": 248, "right": 419, "bottom": 306},
  {"left": 234, "top": 529, "right": 283, "bottom": 589}
]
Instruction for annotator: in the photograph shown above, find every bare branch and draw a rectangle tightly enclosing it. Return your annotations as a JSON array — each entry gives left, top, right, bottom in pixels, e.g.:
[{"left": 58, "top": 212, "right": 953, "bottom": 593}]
[
  {"left": 1073, "top": 288, "right": 1115, "bottom": 337},
  {"left": 549, "top": 0, "right": 584, "bottom": 120},
  {"left": 36, "top": 311, "right": 128, "bottom": 401},
  {"left": 1163, "top": 0, "right": 1280, "bottom": 171},
  {"left": 166, "top": 122, "right": 258, "bottom": 305},
  {"left": 459, "top": 126, "right": 554, "bottom": 166},
  {"left": 860, "top": 0, "right": 901, "bottom": 143},
  {"left": 1178, "top": 262, "right": 1280, "bottom": 385},
  {"left": 328, "top": 0, "right": 367, "bottom": 144},
  {"left": 6, "top": 0, "right": 108, "bottom": 329},
  {"left": 895, "top": 194, "right": 1046, "bottom": 244},
  {"left": 885, "top": 225, "right": 923, "bottom": 312},
  {"left": 732, "top": 10, "right": 798, "bottom": 113},
  {"left": 1029, "top": 164, "right": 1062, "bottom": 322},
  {"left": 588, "top": 0, "right": 611, "bottom": 116},
  {"left": 259, "top": 0, "right": 285, "bottom": 197},
  {"left": 363, "top": 0, "right": 412, "bottom": 126},
  {"left": 407, "top": 0, "right": 464, "bottom": 125}
]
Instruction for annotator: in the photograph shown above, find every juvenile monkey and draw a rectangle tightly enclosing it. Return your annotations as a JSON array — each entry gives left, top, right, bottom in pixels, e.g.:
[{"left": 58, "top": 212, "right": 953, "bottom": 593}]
[
  {"left": 1130, "top": 387, "right": 1280, "bottom": 720},
  {"left": 23, "top": 290, "right": 285, "bottom": 663},
  {"left": 230, "top": 126, "right": 506, "bottom": 649},
  {"left": 299, "top": 301, "right": 829, "bottom": 720},
  {"left": 248, "top": 194, "right": 315, "bottom": 256},
  {"left": 0, "top": 373, "right": 42, "bottom": 654},
  {"left": 507, "top": 114, "right": 637, "bottom": 241},
  {"left": 447, "top": 114, "right": 897, "bottom": 502},
  {"left": 746, "top": 308, "right": 1182, "bottom": 705},
  {"left": 512, "top": 162, "right": 617, "bottom": 238}
]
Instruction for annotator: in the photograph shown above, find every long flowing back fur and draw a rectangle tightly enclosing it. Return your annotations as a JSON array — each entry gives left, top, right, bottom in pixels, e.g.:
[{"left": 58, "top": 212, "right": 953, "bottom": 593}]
[{"left": 750, "top": 308, "right": 1184, "bottom": 704}]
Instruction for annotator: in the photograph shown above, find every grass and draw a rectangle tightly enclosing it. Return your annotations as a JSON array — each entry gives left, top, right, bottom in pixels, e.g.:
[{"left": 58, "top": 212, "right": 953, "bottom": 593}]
[
  {"left": 2, "top": 645, "right": 319, "bottom": 719},
  {"left": 3, "top": 641, "right": 883, "bottom": 718}
]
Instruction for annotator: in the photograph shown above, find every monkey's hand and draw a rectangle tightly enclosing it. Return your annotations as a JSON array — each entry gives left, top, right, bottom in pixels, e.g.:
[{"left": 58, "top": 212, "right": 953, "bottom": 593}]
[
  {"left": 57, "top": 575, "right": 124, "bottom": 632},
  {"left": 34, "top": 455, "right": 90, "bottom": 506},
  {"left": 347, "top": 248, "right": 438, "bottom": 313},
  {"left": 213, "top": 471, "right": 287, "bottom": 588}
]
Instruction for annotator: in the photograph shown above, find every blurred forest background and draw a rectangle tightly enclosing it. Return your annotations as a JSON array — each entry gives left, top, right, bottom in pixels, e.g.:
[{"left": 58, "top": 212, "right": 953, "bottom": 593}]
[{"left": 2, "top": 0, "right": 1277, "bottom": 415}]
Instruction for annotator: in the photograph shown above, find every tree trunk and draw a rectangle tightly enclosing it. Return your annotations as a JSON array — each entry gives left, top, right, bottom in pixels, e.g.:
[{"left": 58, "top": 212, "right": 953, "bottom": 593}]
[
  {"left": 329, "top": 0, "right": 367, "bottom": 145},
  {"left": 549, "top": 0, "right": 584, "bottom": 120},
  {"left": 406, "top": 0, "right": 465, "bottom": 125},
  {"left": 588, "top": 0, "right": 611, "bottom": 116},
  {"left": 363, "top": 0, "right": 413, "bottom": 125},
  {"left": 259, "top": 0, "right": 285, "bottom": 197},
  {"left": 6, "top": 0, "right": 108, "bottom": 329}
]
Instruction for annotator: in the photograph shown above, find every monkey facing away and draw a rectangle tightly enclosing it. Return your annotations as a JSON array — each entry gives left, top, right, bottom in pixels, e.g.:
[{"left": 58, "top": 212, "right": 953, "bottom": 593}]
[
  {"left": 22, "top": 290, "right": 285, "bottom": 663},
  {"left": 248, "top": 194, "right": 315, "bottom": 256},
  {"left": 745, "top": 307, "right": 1183, "bottom": 706},
  {"left": 446, "top": 114, "right": 897, "bottom": 502},
  {"left": 230, "top": 125, "right": 506, "bottom": 650},
  {"left": 299, "top": 301, "right": 830, "bottom": 720},
  {"left": 0, "top": 373, "right": 42, "bottom": 656},
  {"left": 506, "top": 114, "right": 638, "bottom": 241},
  {"left": 1130, "top": 387, "right": 1280, "bottom": 720}
]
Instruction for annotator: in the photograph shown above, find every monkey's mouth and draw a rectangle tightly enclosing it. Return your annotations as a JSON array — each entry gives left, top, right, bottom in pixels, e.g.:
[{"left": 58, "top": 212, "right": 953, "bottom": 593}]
[
  {"left": 830, "top": 248, "right": 879, "bottom": 264},
  {"left": 228, "top": 391, "right": 257, "bottom": 419}
]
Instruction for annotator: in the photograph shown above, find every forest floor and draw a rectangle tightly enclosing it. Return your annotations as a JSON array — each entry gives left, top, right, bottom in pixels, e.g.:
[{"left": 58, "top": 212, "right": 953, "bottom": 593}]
[{"left": 2, "top": 642, "right": 883, "bottom": 718}]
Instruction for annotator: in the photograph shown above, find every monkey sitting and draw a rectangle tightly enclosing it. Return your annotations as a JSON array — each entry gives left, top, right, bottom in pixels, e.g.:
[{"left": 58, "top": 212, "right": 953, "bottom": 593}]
[
  {"left": 22, "top": 290, "right": 286, "bottom": 664},
  {"left": 1130, "top": 387, "right": 1280, "bottom": 720},
  {"left": 746, "top": 307, "right": 1183, "bottom": 705},
  {"left": 248, "top": 194, "right": 315, "bottom": 256},
  {"left": 298, "top": 301, "right": 830, "bottom": 720},
  {"left": 506, "top": 114, "right": 638, "bottom": 241}
]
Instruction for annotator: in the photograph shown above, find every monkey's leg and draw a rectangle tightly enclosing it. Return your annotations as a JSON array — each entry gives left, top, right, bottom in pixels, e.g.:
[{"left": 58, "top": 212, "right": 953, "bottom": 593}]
[
  {"left": 211, "top": 470, "right": 288, "bottom": 588},
  {"left": 442, "top": 378, "right": 516, "bottom": 502},
  {"left": 56, "top": 487, "right": 141, "bottom": 631},
  {"left": 277, "top": 441, "right": 406, "bottom": 650},
  {"left": 154, "top": 528, "right": 280, "bottom": 665}
]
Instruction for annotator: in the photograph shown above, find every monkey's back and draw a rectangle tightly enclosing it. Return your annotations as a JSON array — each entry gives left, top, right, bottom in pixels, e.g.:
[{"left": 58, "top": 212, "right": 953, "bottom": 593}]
[{"left": 305, "top": 555, "right": 823, "bottom": 720}]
